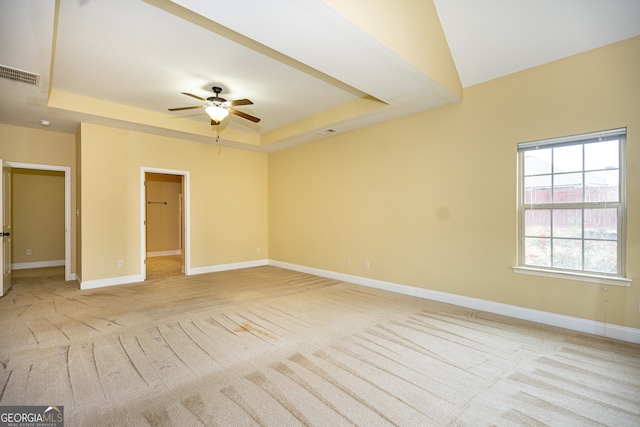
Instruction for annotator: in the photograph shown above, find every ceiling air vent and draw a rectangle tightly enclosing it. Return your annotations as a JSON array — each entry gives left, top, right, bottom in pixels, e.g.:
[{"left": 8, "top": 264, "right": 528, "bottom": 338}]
[{"left": 0, "top": 65, "right": 40, "bottom": 86}]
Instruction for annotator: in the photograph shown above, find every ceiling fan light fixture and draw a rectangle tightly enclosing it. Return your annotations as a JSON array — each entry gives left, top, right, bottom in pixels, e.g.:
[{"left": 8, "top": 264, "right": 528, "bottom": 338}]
[{"left": 205, "top": 104, "right": 229, "bottom": 122}]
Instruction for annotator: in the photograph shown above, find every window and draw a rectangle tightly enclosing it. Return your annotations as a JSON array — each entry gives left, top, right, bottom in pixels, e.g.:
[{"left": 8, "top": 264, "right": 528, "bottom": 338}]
[{"left": 517, "top": 128, "right": 627, "bottom": 280}]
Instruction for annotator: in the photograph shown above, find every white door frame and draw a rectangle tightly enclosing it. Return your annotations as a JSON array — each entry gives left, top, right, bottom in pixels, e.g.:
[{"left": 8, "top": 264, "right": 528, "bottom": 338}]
[
  {"left": 6, "top": 162, "right": 73, "bottom": 281},
  {"left": 2, "top": 160, "right": 12, "bottom": 296},
  {"left": 140, "top": 167, "right": 190, "bottom": 279}
]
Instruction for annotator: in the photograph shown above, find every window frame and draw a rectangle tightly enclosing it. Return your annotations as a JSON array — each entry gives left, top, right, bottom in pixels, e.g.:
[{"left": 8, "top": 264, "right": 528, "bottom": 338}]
[{"left": 515, "top": 128, "right": 630, "bottom": 286}]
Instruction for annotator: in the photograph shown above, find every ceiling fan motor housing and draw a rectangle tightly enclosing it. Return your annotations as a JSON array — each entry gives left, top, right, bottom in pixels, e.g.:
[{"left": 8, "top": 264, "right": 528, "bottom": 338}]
[
  {"left": 207, "top": 96, "right": 226, "bottom": 105},
  {"left": 207, "top": 87, "right": 226, "bottom": 105}
]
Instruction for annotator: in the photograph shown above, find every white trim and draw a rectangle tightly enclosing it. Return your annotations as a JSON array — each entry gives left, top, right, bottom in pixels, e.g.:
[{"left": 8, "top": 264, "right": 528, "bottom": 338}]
[
  {"left": 147, "top": 250, "right": 181, "bottom": 257},
  {"left": 516, "top": 130, "right": 628, "bottom": 279},
  {"left": 13, "top": 260, "right": 65, "bottom": 270},
  {"left": 269, "top": 260, "right": 640, "bottom": 344},
  {"left": 518, "top": 127, "right": 626, "bottom": 150},
  {"left": 189, "top": 259, "right": 268, "bottom": 275},
  {"left": 141, "top": 167, "right": 191, "bottom": 280},
  {"left": 7, "top": 162, "right": 73, "bottom": 281},
  {"left": 512, "top": 266, "right": 632, "bottom": 287},
  {"left": 81, "top": 274, "right": 144, "bottom": 290},
  {"left": 78, "top": 259, "right": 268, "bottom": 290}
]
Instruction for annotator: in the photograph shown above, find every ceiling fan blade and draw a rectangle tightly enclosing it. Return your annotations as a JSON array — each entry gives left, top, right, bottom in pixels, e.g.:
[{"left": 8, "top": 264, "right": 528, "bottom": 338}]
[
  {"left": 168, "top": 105, "right": 203, "bottom": 111},
  {"left": 228, "top": 99, "right": 253, "bottom": 107},
  {"left": 181, "top": 92, "right": 206, "bottom": 101},
  {"left": 230, "top": 109, "right": 261, "bottom": 123}
]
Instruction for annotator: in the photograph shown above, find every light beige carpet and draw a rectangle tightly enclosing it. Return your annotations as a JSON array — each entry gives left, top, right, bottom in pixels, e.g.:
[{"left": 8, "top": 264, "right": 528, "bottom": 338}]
[{"left": 1, "top": 263, "right": 639, "bottom": 426}]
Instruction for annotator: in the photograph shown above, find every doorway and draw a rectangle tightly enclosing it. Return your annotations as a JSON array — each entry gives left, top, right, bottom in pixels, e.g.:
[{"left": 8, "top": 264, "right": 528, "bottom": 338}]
[
  {"left": 140, "top": 167, "right": 190, "bottom": 280},
  {"left": 6, "top": 162, "right": 72, "bottom": 282}
]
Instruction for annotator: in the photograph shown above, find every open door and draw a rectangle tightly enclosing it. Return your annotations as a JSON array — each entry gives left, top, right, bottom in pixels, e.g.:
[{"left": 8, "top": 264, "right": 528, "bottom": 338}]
[{"left": 1, "top": 161, "right": 12, "bottom": 297}]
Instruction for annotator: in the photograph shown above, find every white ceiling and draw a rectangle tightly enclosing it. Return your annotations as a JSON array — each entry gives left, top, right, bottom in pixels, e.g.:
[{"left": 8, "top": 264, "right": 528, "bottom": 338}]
[
  {"left": 434, "top": 0, "right": 640, "bottom": 87},
  {"left": 1, "top": 0, "right": 639, "bottom": 152}
]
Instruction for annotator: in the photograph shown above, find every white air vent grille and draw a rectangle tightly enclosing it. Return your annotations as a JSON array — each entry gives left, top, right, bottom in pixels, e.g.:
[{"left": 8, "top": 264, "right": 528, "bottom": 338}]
[{"left": 0, "top": 65, "right": 40, "bottom": 86}]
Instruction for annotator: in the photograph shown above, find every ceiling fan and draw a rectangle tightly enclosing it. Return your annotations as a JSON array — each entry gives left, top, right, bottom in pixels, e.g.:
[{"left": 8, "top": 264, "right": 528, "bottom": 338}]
[{"left": 168, "top": 86, "right": 260, "bottom": 125}]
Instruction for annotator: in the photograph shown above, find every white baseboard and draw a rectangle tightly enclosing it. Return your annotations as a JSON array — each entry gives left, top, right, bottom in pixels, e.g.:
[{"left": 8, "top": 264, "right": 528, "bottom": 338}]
[
  {"left": 81, "top": 274, "right": 144, "bottom": 290},
  {"left": 269, "top": 260, "right": 640, "bottom": 344},
  {"left": 13, "top": 260, "right": 65, "bottom": 270},
  {"left": 188, "top": 259, "right": 268, "bottom": 275},
  {"left": 78, "top": 259, "right": 268, "bottom": 290},
  {"left": 147, "top": 250, "right": 181, "bottom": 257}
]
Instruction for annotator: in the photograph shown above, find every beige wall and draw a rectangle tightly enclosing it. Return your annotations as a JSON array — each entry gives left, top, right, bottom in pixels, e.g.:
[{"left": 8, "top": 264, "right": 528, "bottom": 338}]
[
  {"left": 146, "top": 173, "right": 182, "bottom": 254},
  {"left": 12, "top": 169, "right": 65, "bottom": 264},
  {"left": 79, "top": 123, "right": 268, "bottom": 281},
  {"left": 268, "top": 37, "right": 640, "bottom": 329},
  {"left": 0, "top": 124, "right": 77, "bottom": 274}
]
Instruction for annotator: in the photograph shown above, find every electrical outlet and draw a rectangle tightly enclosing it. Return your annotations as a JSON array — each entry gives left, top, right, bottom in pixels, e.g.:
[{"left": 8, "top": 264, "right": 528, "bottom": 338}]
[
  {"left": 117, "top": 260, "right": 124, "bottom": 268},
  {"left": 26, "top": 249, "right": 32, "bottom": 256},
  {"left": 256, "top": 247, "right": 261, "bottom": 254},
  {"left": 364, "top": 260, "right": 370, "bottom": 269}
]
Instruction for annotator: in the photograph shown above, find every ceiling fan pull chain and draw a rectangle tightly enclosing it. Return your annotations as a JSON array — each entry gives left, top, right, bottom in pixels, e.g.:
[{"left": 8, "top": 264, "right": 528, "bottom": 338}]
[{"left": 216, "top": 127, "right": 222, "bottom": 155}]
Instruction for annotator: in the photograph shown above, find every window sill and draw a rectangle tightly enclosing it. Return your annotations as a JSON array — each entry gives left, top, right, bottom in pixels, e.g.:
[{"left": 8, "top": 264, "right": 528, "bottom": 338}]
[{"left": 512, "top": 266, "right": 632, "bottom": 287}]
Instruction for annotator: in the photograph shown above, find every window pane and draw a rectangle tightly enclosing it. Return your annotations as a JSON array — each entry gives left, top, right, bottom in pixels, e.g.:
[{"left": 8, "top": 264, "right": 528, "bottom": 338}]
[
  {"left": 524, "top": 148, "right": 551, "bottom": 175},
  {"left": 585, "top": 170, "right": 619, "bottom": 202},
  {"left": 585, "top": 140, "right": 619, "bottom": 171},
  {"left": 518, "top": 130, "right": 624, "bottom": 276},
  {"left": 553, "top": 145, "right": 582, "bottom": 173},
  {"left": 525, "top": 237, "right": 550, "bottom": 267},
  {"left": 553, "top": 209, "right": 582, "bottom": 238},
  {"left": 525, "top": 209, "right": 550, "bottom": 237},
  {"left": 584, "top": 208, "right": 617, "bottom": 240},
  {"left": 585, "top": 240, "right": 617, "bottom": 274},
  {"left": 524, "top": 175, "right": 551, "bottom": 203},
  {"left": 552, "top": 239, "right": 582, "bottom": 270},
  {"left": 553, "top": 173, "right": 583, "bottom": 203}
]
